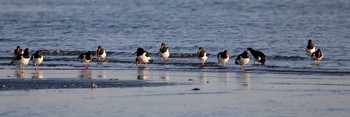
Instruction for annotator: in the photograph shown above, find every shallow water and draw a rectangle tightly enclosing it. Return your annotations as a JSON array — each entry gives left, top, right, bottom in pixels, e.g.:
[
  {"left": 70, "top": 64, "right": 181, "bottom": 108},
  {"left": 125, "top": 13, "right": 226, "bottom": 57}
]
[
  {"left": 0, "top": 70, "right": 350, "bottom": 117},
  {"left": 0, "top": 0, "right": 350, "bottom": 74}
]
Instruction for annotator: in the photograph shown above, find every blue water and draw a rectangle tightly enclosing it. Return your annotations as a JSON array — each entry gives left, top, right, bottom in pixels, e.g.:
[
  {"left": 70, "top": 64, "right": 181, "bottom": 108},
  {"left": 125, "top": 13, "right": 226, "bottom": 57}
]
[{"left": 1, "top": 0, "right": 350, "bottom": 73}]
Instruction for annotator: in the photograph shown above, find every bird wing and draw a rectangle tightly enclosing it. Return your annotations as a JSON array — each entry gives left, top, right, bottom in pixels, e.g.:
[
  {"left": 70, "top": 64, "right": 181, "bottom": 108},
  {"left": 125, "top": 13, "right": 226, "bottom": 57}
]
[{"left": 10, "top": 55, "right": 22, "bottom": 64}]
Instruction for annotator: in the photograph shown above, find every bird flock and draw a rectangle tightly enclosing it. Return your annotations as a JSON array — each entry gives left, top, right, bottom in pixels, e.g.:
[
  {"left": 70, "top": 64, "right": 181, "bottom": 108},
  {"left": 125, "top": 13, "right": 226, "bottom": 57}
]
[{"left": 10, "top": 40, "right": 323, "bottom": 71}]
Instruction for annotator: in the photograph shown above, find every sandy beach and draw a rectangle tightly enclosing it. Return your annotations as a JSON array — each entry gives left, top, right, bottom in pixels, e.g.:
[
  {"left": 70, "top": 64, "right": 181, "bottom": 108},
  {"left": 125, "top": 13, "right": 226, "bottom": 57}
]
[{"left": 0, "top": 69, "right": 349, "bottom": 117}]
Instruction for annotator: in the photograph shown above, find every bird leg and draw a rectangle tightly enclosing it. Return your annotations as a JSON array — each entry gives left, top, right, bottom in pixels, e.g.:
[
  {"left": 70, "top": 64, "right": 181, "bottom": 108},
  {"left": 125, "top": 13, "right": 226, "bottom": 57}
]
[
  {"left": 315, "top": 61, "right": 320, "bottom": 66},
  {"left": 241, "top": 65, "right": 246, "bottom": 71},
  {"left": 20, "top": 64, "right": 24, "bottom": 70},
  {"left": 136, "top": 61, "right": 142, "bottom": 65},
  {"left": 83, "top": 62, "right": 87, "bottom": 70}
]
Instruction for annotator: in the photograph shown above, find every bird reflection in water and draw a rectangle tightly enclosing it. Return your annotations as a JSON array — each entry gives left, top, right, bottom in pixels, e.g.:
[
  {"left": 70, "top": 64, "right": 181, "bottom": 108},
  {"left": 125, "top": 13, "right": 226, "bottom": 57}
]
[
  {"left": 237, "top": 72, "right": 251, "bottom": 90},
  {"left": 97, "top": 61, "right": 107, "bottom": 65},
  {"left": 219, "top": 72, "right": 230, "bottom": 83},
  {"left": 159, "top": 71, "right": 170, "bottom": 81},
  {"left": 137, "top": 67, "right": 150, "bottom": 80},
  {"left": 97, "top": 70, "right": 106, "bottom": 78},
  {"left": 217, "top": 72, "right": 231, "bottom": 89},
  {"left": 79, "top": 69, "right": 92, "bottom": 79},
  {"left": 15, "top": 70, "right": 25, "bottom": 78},
  {"left": 198, "top": 72, "right": 207, "bottom": 84},
  {"left": 32, "top": 70, "right": 44, "bottom": 79}
]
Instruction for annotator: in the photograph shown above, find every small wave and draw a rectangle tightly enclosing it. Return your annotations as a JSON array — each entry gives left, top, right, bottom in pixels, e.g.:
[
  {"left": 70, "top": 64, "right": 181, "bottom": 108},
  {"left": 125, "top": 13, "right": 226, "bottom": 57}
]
[
  {"left": 7, "top": 49, "right": 315, "bottom": 61},
  {"left": 40, "top": 50, "right": 114, "bottom": 56},
  {"left": 0, "top": 79, "right": 181, "bottom": 91},
  {"left": 169, "top": 53, "right": 197, "bottom": 58},
  {"left": 0, "top": 57, "right": 14, "bottom": 60},
  {"left": 268, "top": 55, "right": 307, "bottom": 61},
  {"left": 40, "top": 50, "right": 207, "bottom": 58},
  {"left": 266, "top": 69, "right": 350, "bottom": 75}
]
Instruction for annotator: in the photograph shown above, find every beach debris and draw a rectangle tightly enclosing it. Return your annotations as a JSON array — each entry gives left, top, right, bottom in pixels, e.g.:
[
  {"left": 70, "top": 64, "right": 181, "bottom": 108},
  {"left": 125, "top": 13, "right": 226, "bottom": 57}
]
[
  {"left": 188, "top": 79, "right": 194, "bottom": 81},
  {"left": 206, "top": 81, "right": 209, "bottom": 83},
  {"left": 192, "top": 88, "right": 200, "bottom": 91},
  {"left": 0, "top": 84, "right": 6, "bottom": 88},
  {"left": 91, "top": 83, "right": 98, "bottom": 88}
]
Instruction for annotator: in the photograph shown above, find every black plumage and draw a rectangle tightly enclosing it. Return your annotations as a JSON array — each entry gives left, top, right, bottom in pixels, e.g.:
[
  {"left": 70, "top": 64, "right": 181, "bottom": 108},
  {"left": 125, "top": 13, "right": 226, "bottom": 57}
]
[
  {"left": 247, "top": 47, "right": 266, "bottom": 65},
  {"left": 14, "top": 46, "right": 23, "bottom": 56},
  {"left": 159, "top": 43, "right": 168, "bottom": 53},
  {"left": 235, "top": 51, "right": 249, "bottom": 65},
  {"left": 78, "top": 51, "right": 93, "bottom": 61},
  {"left": 217, "top": 50, "right": 228, "bottom": 59},
  {"left": 97, "top": 46, "right": 105, "bottom": 56},
  {"left": 197, "top": 47, "right": 206, "bottom": 57}
]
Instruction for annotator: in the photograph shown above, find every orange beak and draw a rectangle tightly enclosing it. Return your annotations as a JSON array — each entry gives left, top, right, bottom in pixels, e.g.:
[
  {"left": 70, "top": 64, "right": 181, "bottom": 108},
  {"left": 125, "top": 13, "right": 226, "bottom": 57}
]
[{"left": 132, "top": 51, "right": 137, "bottom": 56}]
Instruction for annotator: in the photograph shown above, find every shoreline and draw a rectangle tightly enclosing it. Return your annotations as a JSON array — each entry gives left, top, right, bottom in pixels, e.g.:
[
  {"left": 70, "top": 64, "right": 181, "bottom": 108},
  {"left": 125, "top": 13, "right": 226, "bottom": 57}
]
[{"left": 1, "top": 68, "right": 349, "bottom": 91}]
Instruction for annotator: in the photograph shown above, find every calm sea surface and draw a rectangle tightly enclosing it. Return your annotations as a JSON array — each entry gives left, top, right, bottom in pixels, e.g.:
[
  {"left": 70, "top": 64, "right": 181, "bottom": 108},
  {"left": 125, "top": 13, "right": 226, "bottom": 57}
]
[{"left": 1, "top": 0, "right": 350, "bottom": 73}]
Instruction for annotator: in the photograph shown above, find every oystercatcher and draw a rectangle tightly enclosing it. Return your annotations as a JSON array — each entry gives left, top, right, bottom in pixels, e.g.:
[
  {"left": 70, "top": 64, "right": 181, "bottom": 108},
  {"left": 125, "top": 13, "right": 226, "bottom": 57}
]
[
  {"left": 247, "top": 47, "right": 266, "bottom": 65},
  {"left": 235, "top": 51, "right": 250, "bottom": 71},
  {"left": 311, "top": 49, "right": 323, "bottom": 65},
  {"left": 10, "top": 48, "right": 31, "bottom": 70},
  {"left": 78, "top": 51, "right": 93, "bottom": 70},
  {"left": 217, "top": 50, "right": 229, "bottom": 66},
  {"left": 96, "top": 46, "right": 106, "bottom": 62},
  {"left": 159, "top": 43, "right": 170, "bottom": 62},
  {"left": 14, "top": 46, "right": 23, "bottom": 57},
  {"left": 31, "top": 50, "right": 44, "bottom": 70},
  {"left": 306, "top": 39, "right": 316, "bottom": 56},
  {"left": 197, "top": 47, "right": 208, "bottom": 65},
  {"left": 132, "top": 48, "right": 152, "bottom": 65}
]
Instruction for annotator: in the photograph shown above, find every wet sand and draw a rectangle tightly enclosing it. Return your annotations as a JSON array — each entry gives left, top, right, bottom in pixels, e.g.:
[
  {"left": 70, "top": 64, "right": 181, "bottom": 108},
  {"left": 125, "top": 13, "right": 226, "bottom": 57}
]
[{"left": 0, "top": 69, "right": 350, "bottom": 117}]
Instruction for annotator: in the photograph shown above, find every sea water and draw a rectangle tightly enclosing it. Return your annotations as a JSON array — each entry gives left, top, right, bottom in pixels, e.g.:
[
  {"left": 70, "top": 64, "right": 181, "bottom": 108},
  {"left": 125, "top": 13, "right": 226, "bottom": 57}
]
[{"left": 1, "top": 0, "right": 350, "bottom": 73}]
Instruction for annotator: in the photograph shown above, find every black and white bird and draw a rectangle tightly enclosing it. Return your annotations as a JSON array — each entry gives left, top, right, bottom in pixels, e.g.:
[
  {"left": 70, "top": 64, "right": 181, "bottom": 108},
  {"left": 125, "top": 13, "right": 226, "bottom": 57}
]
[
  {"left": 96, "top": 46, "right": 106, "bottom": 62},
  {"left": 235, "top": 51, "right": 250, "bottom": 71},
  {"left": 217, "top": 50, "right": 229, "bottom": 66},
  {"left": 10, "top": 48, "right": 31, "bottom": 70},
  {"left": 159, "top": 43, "right": 170, "bottom": 62},
  {"left": 306, "top": 39, "right": 316, "bottom": 56},
  {"left": 247, "top": 47, "right": 266, "bottom": 65},
  {"left": 14, "top": 46, "right": 23, "bottom": 57},
  {"left": 197, "top": 47, "right": 208, "bottom": 65},
  {"left": 132, "top": 48, "right": 152, "bottom": 65},
  {"left": 31, "top": 50, "right": 44, "bottom": 70},
  {"left": 78, "top": 51, "right": 93, "bottom": 70},
  {"left": 311, "top": 49, "right": 323, "bottom": 65}
]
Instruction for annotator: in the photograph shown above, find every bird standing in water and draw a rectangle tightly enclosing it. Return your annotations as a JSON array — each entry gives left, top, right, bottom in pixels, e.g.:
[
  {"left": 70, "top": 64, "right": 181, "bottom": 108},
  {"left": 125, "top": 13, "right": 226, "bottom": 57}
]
[
  {"left": 10, "top": 48, "right": 31, "bottom": 70},
  {"left": 235, "top": 51, "right": 250, "bottom": 71},
  {"left": 306, "top": 39, "right": 316, "bottom": 56},
  {"left": 159, "top": 43, "right": 170, "bottom": 62},
  {"left": 217, "top": 50, "right": 229, "bottom": 67},
  {"left": 247, "top": 47, "right": 266, "bottom": 65},
  {"left": 132, "top": 47, "right": 152, "bottom": 66},
  {"left": 78, "top": 51, "right": 93, "bottom": 70},
  {"left": 96, "top": 46, "right": 106, "bottom": 62},
  {"left": 14, "top": 46, "right": 23, "bottom": 57},
  {"left": 311, "top": 49, "right": 323, "bottom": 65},
  {"left": 197, "top": 47, "right": 208, "bottom": 65},
  {"left": 31, "top": 50, "right": 44, "bottom": 70}
]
